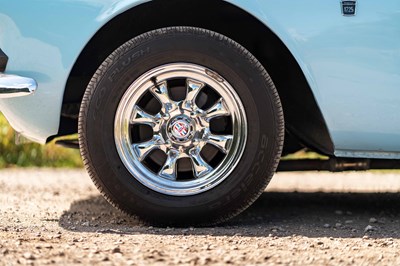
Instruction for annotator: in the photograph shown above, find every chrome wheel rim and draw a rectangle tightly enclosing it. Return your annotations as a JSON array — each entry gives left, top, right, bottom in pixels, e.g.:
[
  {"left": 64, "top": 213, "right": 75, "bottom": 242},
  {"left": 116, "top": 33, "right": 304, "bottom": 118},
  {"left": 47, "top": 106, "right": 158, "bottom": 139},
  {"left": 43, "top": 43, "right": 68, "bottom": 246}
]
[{"left": 114, "top": 63, "right": 247, "bottom": 196}]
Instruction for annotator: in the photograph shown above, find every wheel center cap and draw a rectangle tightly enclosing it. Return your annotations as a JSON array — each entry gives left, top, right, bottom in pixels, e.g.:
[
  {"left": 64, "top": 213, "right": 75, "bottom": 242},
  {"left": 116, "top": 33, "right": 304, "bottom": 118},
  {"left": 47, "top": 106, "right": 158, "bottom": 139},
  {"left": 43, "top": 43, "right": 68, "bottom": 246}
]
[
  {"left": 172, "top": 120, "right": 190, "bottom": 138},
  {"left": 167, "top": 115, "right": 194, "bottom": 142}
]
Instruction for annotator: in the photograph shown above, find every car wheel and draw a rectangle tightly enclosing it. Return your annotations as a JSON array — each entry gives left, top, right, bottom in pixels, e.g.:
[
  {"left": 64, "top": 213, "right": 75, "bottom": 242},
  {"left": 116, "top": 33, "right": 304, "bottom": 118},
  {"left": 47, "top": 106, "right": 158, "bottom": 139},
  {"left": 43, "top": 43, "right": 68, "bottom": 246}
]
[{"left": 79, "top": 27, "right": 284, "bottom": 226}]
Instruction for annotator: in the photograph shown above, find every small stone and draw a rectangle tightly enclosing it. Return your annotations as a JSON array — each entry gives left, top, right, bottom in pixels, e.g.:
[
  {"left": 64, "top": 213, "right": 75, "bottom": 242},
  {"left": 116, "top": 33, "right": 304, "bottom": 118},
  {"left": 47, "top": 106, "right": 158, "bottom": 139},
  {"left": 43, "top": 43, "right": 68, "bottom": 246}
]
[
  {"left": 23, "top": 252, "right": 35, "bottom": 260},
  {"left": 369, "top": 218, "right": 378, "bottom": 223},
  {"left": 345, "top": 220, "right": 353, "bottom": 224},
  {"left": 113, "top": 240, "right": 124, "bottom": 245},
  {"left": 52, "top": 234, "right": 61, "bottom": 239},
  {"left": 116, "top": 219, "right": 126, "bottom": 225},
  {"left": 317, "top": 241, "right": 324, "bottom": 245},
  {"left": 323, "top": 224, "right": 330, "bottom": 228},
  {"left": 335, "top": 223, "right": 342, "bottom": 227},
  {"left": 335, "top": 210, "right": 343, "bottom": 215},
  {"left": 364, "top": 225, "right": 375, "bottom": 233},
  {"left": 112, "top": 247, "right": 122, "bottom": 254},
  {"left": 82, "top": 221, "right": 90, "bottom": 227}
]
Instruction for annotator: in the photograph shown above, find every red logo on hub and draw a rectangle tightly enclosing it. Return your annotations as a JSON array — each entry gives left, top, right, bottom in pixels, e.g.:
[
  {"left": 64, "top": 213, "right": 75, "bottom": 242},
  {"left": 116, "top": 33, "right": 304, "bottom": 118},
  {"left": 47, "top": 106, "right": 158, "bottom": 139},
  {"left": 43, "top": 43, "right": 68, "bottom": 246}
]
[{"left": 173, "top": 121, "right": 188, "bottom": 137}]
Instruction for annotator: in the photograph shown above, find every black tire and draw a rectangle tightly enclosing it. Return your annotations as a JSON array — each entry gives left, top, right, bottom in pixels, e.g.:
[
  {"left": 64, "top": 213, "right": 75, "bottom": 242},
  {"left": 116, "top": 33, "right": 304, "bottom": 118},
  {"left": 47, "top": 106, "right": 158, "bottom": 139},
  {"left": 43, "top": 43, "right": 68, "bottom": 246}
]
[{"left": 78, "top": 27, "right": 284, "bottom": 226}]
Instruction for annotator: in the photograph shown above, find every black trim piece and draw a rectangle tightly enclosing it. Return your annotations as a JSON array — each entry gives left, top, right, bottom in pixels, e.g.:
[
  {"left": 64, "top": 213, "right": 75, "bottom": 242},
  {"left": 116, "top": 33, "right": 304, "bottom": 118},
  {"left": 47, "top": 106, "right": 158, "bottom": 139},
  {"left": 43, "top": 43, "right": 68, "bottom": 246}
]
[
  {"left": 278, "top": 158, "right": 400, "bottom": 172},
  {"left": 55, "top": 139, "right": 79, "bottom": 149},
  {"left": 0, "top": 49, "right": 8, "bottom": 72}
]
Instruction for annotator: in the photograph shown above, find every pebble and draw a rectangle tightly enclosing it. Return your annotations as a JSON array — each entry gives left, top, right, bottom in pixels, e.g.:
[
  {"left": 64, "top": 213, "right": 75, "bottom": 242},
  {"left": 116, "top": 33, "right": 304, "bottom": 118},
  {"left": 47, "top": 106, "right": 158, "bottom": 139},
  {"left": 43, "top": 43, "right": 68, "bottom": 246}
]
[
  {"left": 364, "top": 225, "right": 375, "bottom": 233},
  {"left": 1, "top": 249, "right": 9, "bottom": 255},
  {"left": 369, "top": 218, "right": 378, "bottom": 223},
  {"left": 112, "top": 247, "right": 122, "bottom": 254},
  {"left": 323, "top": 224, "right": 330, "bottom": 228},
  {"left": 96, "top": 228, "right": 121, "bottom": 234},
  {"left": 335, "top": 210, "right": 343, "bottom": 215},
  {"left": 23, "top": 252, "right": 35, "bottom": 260}
]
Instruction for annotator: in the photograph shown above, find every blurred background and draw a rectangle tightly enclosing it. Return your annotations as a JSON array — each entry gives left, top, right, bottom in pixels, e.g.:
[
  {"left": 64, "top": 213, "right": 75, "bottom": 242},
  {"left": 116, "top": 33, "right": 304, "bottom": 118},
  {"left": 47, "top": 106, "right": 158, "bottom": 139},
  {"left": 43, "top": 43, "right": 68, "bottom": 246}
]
[{"left": 0, "top": 113, "right": 82, "bottom": 168}]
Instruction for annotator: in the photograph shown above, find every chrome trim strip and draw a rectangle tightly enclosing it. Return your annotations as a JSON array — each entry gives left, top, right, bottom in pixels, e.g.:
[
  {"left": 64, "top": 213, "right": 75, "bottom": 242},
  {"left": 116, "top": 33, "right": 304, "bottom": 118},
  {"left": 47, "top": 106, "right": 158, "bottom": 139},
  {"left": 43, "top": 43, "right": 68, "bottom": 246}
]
[{"left": 0, "top": 74, "right": 37, "bottom": 98}]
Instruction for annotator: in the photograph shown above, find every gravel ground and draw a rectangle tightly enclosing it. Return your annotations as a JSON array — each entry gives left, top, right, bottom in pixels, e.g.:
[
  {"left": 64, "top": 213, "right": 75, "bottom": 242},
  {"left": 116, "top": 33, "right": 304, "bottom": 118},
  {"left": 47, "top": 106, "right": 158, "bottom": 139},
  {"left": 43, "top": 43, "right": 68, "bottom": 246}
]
[{"left": 1, "top": 169, "right": 400, "bottom": 265}]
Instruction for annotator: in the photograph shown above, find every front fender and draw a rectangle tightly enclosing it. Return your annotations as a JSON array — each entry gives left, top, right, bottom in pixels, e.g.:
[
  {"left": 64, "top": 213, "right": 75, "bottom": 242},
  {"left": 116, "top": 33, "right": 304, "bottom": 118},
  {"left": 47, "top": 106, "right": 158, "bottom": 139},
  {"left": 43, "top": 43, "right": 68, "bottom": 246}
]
[{"left": 0, "top": 0, "right": 148, "bottom": 143}]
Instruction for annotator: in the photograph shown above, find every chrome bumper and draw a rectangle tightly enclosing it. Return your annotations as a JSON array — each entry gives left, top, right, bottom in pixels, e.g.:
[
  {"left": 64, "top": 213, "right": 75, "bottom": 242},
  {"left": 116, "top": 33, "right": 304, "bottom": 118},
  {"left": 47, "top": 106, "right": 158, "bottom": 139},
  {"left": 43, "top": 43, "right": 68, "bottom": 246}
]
[{"left": 0, "top": 74, "right": 37, "bottom": 98}]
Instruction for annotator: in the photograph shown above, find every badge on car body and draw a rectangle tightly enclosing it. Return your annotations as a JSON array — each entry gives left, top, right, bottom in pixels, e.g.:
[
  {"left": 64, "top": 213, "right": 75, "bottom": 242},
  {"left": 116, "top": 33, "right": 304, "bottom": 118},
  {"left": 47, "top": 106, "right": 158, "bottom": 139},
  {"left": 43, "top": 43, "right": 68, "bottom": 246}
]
[{"left": 341, "top": 0, "right": 356, "bottom": 16}]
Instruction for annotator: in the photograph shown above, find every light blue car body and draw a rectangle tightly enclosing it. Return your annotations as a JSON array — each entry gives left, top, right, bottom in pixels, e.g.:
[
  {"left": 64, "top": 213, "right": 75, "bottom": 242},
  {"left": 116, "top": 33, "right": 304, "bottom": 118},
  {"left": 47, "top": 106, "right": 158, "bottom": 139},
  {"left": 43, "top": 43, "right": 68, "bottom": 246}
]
[{"left": 0, "top": 0, "right": 399, "bottom": 158}]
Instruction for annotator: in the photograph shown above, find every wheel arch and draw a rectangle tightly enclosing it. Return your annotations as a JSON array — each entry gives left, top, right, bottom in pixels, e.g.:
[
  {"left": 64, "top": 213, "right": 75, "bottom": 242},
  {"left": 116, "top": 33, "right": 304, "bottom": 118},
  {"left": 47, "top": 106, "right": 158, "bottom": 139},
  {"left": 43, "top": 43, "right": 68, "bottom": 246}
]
[{"left": 61, "top": 0, "right": 334, "bottom": 155}]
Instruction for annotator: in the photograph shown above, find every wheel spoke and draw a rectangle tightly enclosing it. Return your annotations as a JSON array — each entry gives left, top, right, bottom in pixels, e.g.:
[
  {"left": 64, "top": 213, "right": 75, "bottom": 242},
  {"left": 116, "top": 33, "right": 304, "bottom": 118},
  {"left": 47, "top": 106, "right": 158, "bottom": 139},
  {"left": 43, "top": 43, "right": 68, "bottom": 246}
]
[
  {"left": 204, "top": 98, "right": 230, "bottom": 122},
  {"left": 206, "top": 134, "right": 233, "bottom": 154},
  {"left": 159, "top": 149, "right": 179, "bottom": 180},
  {"left": 150, "top": 81, "right": 174, "bottom": 112},
  {"left": 130, "top": 105, "right": 161, "bottom": 130},
  {"left": 132, "top": 135, "right": 164, "bottom": 161},
  {"left": 186, "top": 79, "right": 204, "bottom": 103},
  {"left": 189, "top": 147, "right": 213, "bottom": 178}
]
